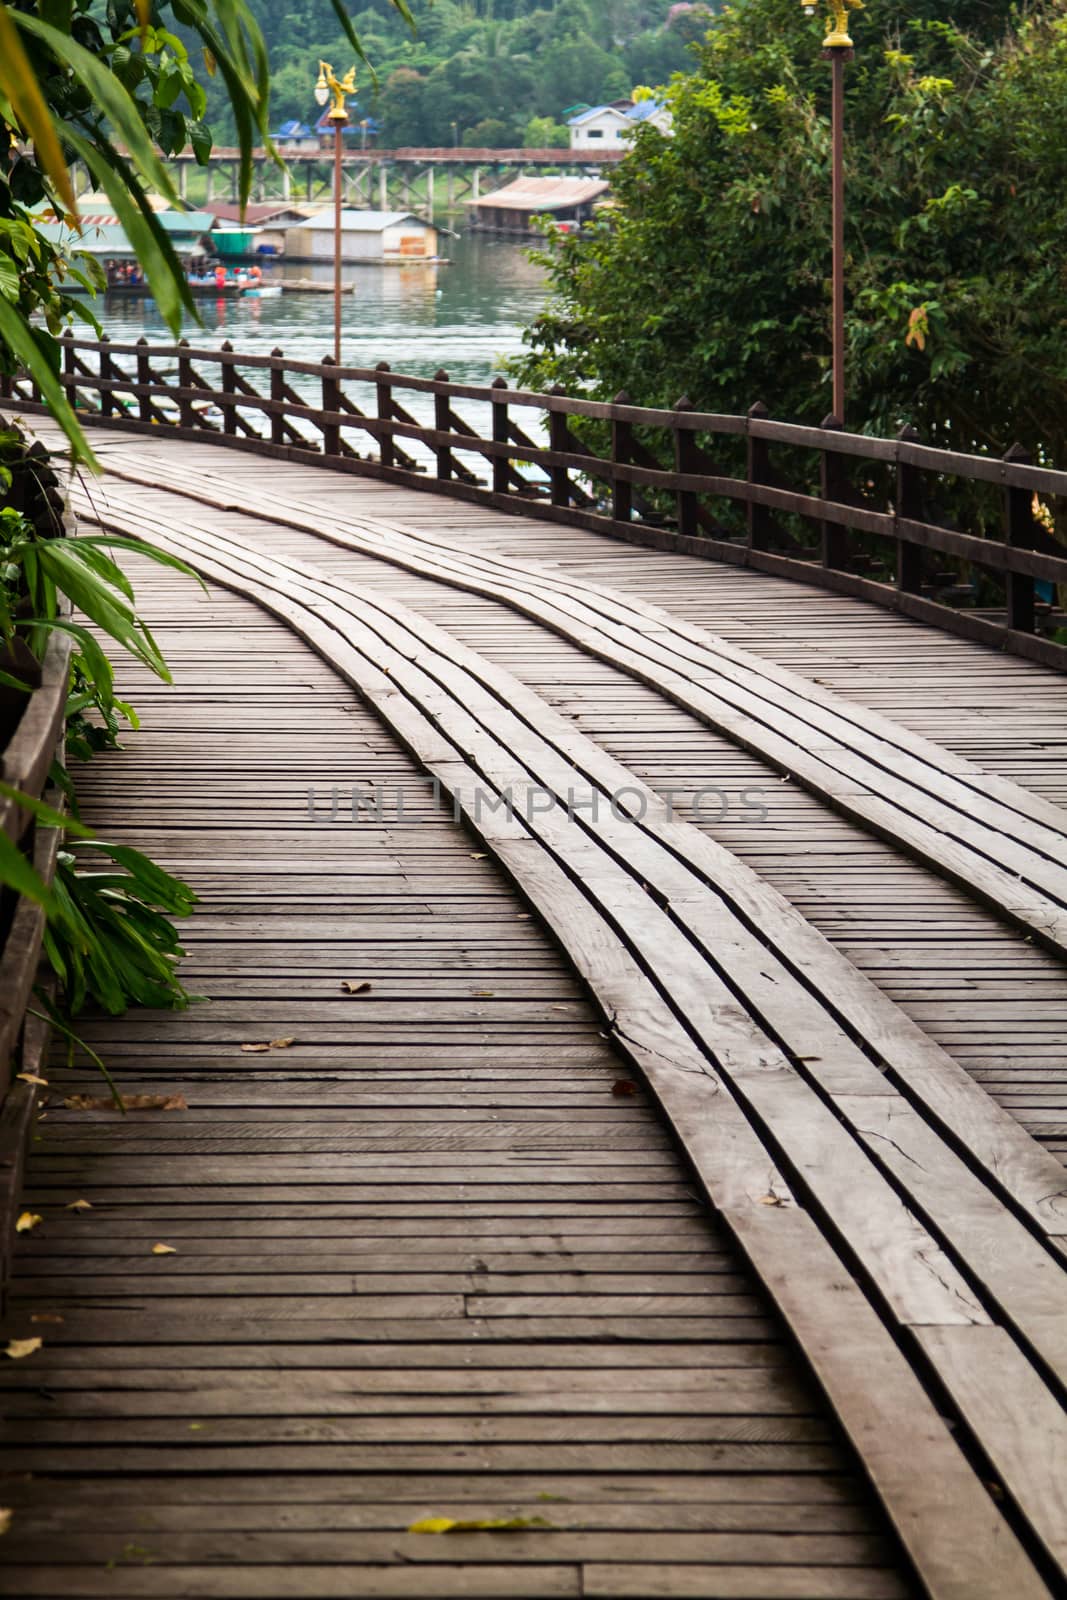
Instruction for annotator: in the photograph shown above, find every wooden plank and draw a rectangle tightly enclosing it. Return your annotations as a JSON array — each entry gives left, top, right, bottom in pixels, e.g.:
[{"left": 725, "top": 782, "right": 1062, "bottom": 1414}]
[{"left": 52, "top": 515, "right": 1044, "bottom": 1600}]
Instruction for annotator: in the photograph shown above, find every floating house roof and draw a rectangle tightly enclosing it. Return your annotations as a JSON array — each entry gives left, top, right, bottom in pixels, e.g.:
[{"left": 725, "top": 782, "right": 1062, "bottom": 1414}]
[
  {"left": 208, "top": 203, "right": 311, "bottom": 226},
  {"left": 33, "top": 210, "right": 213, "bottom": 258},
  {"left": 465, "top": 177, "right": 609, "bottom": 213},
  {"left": 299, "top": 209, "right": 428, "bottom": 232}
]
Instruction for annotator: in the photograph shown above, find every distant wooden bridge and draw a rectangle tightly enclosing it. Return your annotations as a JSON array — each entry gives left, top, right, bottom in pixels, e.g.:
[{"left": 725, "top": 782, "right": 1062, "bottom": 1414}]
[
  {"left": 73, "top": 146, "right": 624, "bottom": 212},
  {"left": 1, "top": 341, "right": 1066, "bottom": 1598}
]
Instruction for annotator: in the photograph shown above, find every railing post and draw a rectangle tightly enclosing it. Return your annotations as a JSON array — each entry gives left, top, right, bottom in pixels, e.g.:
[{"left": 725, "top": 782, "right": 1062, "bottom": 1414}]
[
  {"left": 136, "top": 336, "right": 152, "bottom": 423},
  {"left": 895, "top": 425, "right": 924, "bottom": 595},
  {"left": 61, "top": 331, "right": 75, "bottom": 402},
  {"left": 270, "top": 348, "right": 285, "bottom": 446},
  {"left": 672, "top": 397, "right": 698, "bottom": 540},
  {"left": 818, "top": 412, "right": 849, "bottom": 570},
  {"left": 611, "top": 389, "right": 633, "bottom": 524},
  {"left": 548, "top": 384, "right": 570, "bottom": 507},
  {"left": 1003, "top": 442, "right": 1037, "bottom": 634},
  {"left": 98, "top": 334, "right": 113, "bottom": 419},
  {"left": 434, "top": 368, "right": 453, "bottom": 481},
  {"left": 376, "top": 361, "right": 394, "bottom": 469},
  {"left": 491, "top": 376, "right": 509, "bottom": 496},
  {"left": 746, "top": 401, "right": 773, "bottom": 551},
  {"left": 321, "top": 355, "right": 340, "bottom": 456},
  {"left": 220, "top": 341, "right": 237, "bottom": 437},
  {"left": 177, "top": 338, "right": 195, "bottom": 429}
]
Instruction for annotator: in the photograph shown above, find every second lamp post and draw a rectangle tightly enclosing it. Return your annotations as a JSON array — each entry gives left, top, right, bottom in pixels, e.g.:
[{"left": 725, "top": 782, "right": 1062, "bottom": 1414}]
[{"left": 802, "top": 0, "right": 861, "bottom": 424}]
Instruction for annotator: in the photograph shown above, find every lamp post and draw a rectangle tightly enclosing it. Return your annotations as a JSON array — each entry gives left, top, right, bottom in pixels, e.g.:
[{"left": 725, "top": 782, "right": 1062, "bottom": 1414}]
[
  {"left": 802, "top": 0, "right": 861, "bottom": 424},
  {"left": 314, "top": 60, "right": 356, "bottom": 364}
]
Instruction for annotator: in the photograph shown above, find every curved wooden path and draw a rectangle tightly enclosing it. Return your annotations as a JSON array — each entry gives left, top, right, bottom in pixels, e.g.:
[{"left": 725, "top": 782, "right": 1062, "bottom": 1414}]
[{"left": 2, "top": 429, "right": 1067, "bottom": 1599}]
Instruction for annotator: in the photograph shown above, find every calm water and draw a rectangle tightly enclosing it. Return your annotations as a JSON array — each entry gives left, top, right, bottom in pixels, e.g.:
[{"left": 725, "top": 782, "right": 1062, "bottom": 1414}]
[{"left": 91, "top": 232, "right": 548, "bottom": 447}]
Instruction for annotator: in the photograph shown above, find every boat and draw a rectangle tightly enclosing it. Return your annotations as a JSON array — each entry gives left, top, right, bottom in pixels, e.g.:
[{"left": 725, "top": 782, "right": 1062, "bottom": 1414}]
[
  {"left": 62, "top": 278, "right": 279, "bottom": 300},
  {"left": 281, "top": 278, "right": 356, "bottom": 295}
]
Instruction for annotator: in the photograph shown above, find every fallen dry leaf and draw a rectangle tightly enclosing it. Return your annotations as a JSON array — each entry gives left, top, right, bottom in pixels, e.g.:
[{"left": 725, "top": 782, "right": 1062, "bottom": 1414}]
[
  {"left": 5, "top": 1337, "right": 42, "bottom": 1361},
  {"left": 240, "top": 1042, "right": 270, "bottom": 1053},
  {"left": 340, "top": 981, "right": 371, "bottom": 995},
  {"left": 758, "top": 1193, "right": 787, "bottom": 1207},
  {"left": 151, "top": 1243, "right": 177, "bottom": 1256},
  {"left": 64, "top": 1093, "right": 187, "bottom": 1112},
  {"left": 15, "top": 1212, "right": 42, "bottom": 1233},
  {"left": 611, "top": 1080, "right": 637, "bottom": 1098},
  {"left": 242, "top": 1038, "right": 296, "bottom": 1052},
  {"left": 269, "top": 1037, "right": 295, "bottom": 1049},
  {"left": 0, "top": 1509, "right": 11, "bottom": 1536},
  {"left": 16, "top": 1073, "right": 48, "bottom": 1088},
  {"left": 31, "top": 1313, "right": 64, "bottom": 1325},
  {"left": 410, "top": 1514, "right": 551, "bottom": 1534},
  {"left": 470, "top": 990, "right": 495, "bottom": 998},
  {"left": 470, "top": 852, "right": 487, "bottom": 860},
  {"left": 65, "top": 1199, "right": 92, "bottom": 1212}
]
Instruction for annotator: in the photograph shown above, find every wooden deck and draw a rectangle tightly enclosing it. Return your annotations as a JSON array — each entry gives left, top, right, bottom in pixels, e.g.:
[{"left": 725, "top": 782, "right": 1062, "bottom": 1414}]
[{"left": 3, "top": 429, "right": 1067, "bottom": 1598}]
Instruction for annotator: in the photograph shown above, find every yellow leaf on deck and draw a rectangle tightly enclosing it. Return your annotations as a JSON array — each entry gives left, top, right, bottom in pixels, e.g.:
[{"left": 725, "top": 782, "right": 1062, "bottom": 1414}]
[
  {"left": 16, "top": 1073, "right": 48, "bottom": 1087},
  {"left": 151, "top": 1243, "right": 177, "bottom": 1256},
  {"left": 15, "top": 1212, "right": 42, "bottom": 1233},
  {"left": 5, "top": 1337, "right": 42, "bottom": 1361},
  {"left": 340, "top": 981, "right": 371, "bottom": 994},
  {"left": 31, "top": 1313, "right": 64, "bottom": 1325},
  {"left": 0, "top": 1509, "right": 11, "bottom": 1536},
  {"left": 241, "top": 1043, "right": 271, "bottom": 1053},
  {"left": 66, "top": 1199, "right": 92, "bottom": 1212},
  {"left": 269, "top": 1037, "right": 296, "bottom": 1049},
  {"left": 409, "top": 1514, "right": 551, "bottom": 1534}
]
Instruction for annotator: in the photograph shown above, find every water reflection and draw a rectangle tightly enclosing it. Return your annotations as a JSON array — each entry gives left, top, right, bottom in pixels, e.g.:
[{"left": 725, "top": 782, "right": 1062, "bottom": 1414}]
[{"left": 94, "top": 233, "right": 546, "bottom": 387}]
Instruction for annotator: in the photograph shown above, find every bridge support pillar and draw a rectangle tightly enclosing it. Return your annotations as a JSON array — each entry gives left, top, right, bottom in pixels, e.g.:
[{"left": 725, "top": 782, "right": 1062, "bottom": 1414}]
[
  {"left": 380, "top": 165, "right": 388, "bottom": 210},
  {"left": 425, "top": 167, "right": 434, "bottom": 221},
  {"left": 179, "top": 163, "right": 188, "bottom": 201}
]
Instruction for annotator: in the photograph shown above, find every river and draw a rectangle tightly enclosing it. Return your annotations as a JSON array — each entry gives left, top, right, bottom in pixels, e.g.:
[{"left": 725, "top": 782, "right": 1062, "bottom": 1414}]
[{"left": 91, "top": 231, "right": 548, "bottom": 412}]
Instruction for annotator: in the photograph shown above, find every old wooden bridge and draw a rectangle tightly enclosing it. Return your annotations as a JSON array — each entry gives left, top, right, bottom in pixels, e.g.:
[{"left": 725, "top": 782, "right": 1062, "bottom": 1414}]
[{"left": 2, "top": 337, "right": 1067, "bottom": 1598}]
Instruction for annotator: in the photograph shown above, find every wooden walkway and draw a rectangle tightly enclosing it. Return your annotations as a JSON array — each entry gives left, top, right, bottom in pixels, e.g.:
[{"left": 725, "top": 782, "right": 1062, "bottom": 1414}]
[{"left": 3, "top": 430, "right": 1067, "bottom": 1598}]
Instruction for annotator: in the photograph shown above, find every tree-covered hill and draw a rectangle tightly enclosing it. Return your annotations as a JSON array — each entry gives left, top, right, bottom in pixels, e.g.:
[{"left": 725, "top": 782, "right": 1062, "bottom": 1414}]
[{"left": 216, "top": 0, "right": 712, "bottom": 147}]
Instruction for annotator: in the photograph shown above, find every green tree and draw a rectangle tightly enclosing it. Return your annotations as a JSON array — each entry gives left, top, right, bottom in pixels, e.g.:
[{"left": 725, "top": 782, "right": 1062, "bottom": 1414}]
[
  {"left": 510, "top": 0, "right": 1067, "bottom": 465},
  {"left": 524, "top": 112, "right": 570, "bottom": 145}
]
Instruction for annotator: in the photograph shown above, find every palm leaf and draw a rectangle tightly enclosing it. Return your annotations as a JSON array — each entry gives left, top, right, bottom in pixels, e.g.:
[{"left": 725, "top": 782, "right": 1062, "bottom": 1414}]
[
  {"left": 0, "top": 1, "right": 77, "bottom": 213},
  {"left": 0, "top": 297, "right": 94, "bottom": 464}
]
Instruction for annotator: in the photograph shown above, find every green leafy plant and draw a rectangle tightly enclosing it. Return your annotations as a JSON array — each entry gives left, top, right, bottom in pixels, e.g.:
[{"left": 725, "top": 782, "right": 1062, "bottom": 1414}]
[{"left": 43, "top": 840, "right": 198, "bottom": 1015}]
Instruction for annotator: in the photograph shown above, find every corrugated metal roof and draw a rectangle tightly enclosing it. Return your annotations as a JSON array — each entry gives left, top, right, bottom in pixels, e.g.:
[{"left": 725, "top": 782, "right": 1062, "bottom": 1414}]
[
  {"left": 465, "top": 177, "right": 609, "bottom": 212},
  {"left": 209, "top": 203, "right": 311, "bottom": 225}
]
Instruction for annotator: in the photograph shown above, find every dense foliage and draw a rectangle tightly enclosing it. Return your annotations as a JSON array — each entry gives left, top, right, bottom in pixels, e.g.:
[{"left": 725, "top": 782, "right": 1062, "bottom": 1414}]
[
  {"left": 212, "top": 0, "right": 712, "bottom": 147},
  {"left": 511, "top": 0, "right": 1067, "bottom": 464}
]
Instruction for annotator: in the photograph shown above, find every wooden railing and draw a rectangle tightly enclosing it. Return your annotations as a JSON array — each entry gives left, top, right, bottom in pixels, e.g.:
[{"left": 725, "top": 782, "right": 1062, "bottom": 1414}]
[
  {"left": 0, "top": 628, "right": 69, "bottom": 1302},
  {"left": 8, "top": 332, "right": 1067, "bottom": 669}
]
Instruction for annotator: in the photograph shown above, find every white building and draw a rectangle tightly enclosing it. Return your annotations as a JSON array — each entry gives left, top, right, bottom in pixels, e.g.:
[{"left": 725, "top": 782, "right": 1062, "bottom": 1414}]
[
  {"left": 567, "top": 100, "right": 673, "bottom": 150},
  {"left": 283, "top": 210, "right": 438, "bottom": 263}
]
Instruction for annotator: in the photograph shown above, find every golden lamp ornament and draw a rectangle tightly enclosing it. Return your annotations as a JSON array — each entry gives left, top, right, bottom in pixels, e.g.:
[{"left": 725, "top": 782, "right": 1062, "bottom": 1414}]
[
  {"left": 801, "top": 0, "right": 863, "bottom": 48},
  {"left": 314, "top": 61, "right": 357, "bottom": 122}
]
